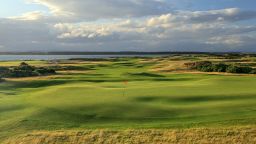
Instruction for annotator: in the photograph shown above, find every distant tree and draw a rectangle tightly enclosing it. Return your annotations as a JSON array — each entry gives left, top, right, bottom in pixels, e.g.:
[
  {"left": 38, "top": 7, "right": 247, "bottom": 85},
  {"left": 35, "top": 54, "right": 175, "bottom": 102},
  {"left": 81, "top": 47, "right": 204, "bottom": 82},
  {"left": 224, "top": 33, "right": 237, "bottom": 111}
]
[
  {"left": 34, "top": 67, "right": 56, "bottom": 75},
  {"left": 195, "top": 61, "right": 213, "bottom": 72},
  {"left": 187, "top": 61, "right": 255, "bottom": 74},
  {"left": 16, "top": 62, "right": 35, "bottom": 71},
  {"left": 226, "top": 65, "right": 253, "bottom": 74},
  {"left": 226, "top": 65, "right": 239, "bottom": 73},
  {"left": 212, "top": 63, "right": 228, "bottom": 72},
  {"left": 0, "top": 76, "right": 4, "bottom": 82},
  {"left": 0, "top": 67, "right": 9, "bottom": 77},
  {"left": 250, "top": 69, "right": 256, "bottom": 74},
  {"left": 20, "top": 62, "right": 29, "bottom": 66},
  {"left": 2, "top": 62, "right": 56, "bottom": 78}
]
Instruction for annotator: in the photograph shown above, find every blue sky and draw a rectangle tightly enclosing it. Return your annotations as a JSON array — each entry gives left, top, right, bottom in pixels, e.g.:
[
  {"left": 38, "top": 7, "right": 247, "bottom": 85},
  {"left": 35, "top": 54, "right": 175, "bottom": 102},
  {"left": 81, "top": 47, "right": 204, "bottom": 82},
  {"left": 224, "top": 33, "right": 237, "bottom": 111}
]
[
  {"left": 1, "top": 0, "right": 256, "bottom": 18},
  {"left": 0, "top": 0, "right": 256, "bottom": 52},
  {"left": 0, "top": 0, "right": 48, "bottom": 18},
  {"left": 172, "top": 0, "right": 256, "bottom": 11}
]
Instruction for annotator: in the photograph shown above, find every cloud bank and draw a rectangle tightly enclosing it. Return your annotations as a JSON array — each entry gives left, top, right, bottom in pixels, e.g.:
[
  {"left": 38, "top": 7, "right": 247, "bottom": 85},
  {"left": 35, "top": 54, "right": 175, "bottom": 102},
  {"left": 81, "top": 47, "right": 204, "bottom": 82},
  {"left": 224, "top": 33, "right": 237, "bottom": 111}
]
[{"left": 1, "top": 0, "right": 256, "bottom": 52}]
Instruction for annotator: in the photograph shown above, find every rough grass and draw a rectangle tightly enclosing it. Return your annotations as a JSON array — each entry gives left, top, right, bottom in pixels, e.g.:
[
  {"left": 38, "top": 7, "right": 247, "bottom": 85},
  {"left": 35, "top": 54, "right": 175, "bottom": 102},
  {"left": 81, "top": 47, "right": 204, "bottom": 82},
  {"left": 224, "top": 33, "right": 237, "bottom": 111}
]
[{"left": 3, "top": 126, "right": 256, "bottom": 144}]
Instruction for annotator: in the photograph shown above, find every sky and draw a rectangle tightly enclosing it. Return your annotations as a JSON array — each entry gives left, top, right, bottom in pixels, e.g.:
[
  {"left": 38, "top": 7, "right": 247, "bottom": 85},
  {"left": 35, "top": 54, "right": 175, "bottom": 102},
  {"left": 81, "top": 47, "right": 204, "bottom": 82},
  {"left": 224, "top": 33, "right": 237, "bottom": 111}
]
[{"left": 0, "top": 0, "right": 256, "bottom": 52}]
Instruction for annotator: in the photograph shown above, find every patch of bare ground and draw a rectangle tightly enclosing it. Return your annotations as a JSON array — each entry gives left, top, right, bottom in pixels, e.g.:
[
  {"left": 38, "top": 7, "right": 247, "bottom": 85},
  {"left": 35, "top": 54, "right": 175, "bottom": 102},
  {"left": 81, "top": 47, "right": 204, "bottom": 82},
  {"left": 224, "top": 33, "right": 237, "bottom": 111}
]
[
  {"left": 151, "top": 60, "right": 189, "bottom": 72},
  {"left": 49, "top": 60, "right": 108, "bottom": 65},
  {"left": 4, "top": 70, "right": 92, "bottom": 81},
  {"left": 58, "top": 70, "right": 92, "bottom": 75},
  {"left": 150, "top": 60, "right": 256, "bottom": 76},
  {"left": 170, "top": 71, "right": 256, "bottom": 76},
  {"left": 3, "top": 127, "right": 256, "bottom": 144},
  {"left": 5, "top": 75, "right": 63, "bottom": 81}
]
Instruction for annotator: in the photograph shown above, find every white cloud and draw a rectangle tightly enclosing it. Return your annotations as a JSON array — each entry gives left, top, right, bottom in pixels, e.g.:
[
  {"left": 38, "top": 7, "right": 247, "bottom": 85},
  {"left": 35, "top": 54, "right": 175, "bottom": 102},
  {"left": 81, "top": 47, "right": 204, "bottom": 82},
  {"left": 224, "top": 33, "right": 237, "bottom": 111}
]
[
  {"left": 147, "top": 14, "right": 173, "bottom": 27},
  {"left": 1, "top": 6, "right": 256, "bottom": 52},
  {"left": 206, "top": 36, "right": 244, "bottom": 45},
  {"left": 52, "top": 8, "right": 256, "bottom": 41},
  {"left": 28, "top": 0, "right": 173, "bottom": 20},
  {"left": 9, "top": 11, "right": 45, "bottom": 21}
]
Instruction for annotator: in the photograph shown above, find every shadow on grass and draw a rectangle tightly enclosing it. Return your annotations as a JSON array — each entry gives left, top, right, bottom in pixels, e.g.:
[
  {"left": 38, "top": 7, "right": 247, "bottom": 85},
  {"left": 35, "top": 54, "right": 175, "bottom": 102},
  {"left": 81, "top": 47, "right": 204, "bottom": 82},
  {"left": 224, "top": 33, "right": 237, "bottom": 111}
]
[
  {"left": 125, "top": 72, "right": 165, "bottom": 77},
  {"left": 21, "top": 104, "right": 179, "bottom": 128},
  {"left": 134, "top": 94, "right": 256, "bottom": 103},
  {"left": 113, "top": 62, "right": 135, "bottom": 67},
  {"left": 0, "top": 91, "right": 16, "bottom": 96},
  {"left": 0, "top": 105, "right": 27, "bottom": 113},
  {"left": 75, "top": 77, "right": 194, "bottom": 83},
  {"left": 49, "top": 65, "right": 95, "bottom": 71},
  {"left": 13, "top": 80, "right": 69, "bottom": 89},
  {"left": 3, "top": 72, "right": 197, "bottom": 89}
]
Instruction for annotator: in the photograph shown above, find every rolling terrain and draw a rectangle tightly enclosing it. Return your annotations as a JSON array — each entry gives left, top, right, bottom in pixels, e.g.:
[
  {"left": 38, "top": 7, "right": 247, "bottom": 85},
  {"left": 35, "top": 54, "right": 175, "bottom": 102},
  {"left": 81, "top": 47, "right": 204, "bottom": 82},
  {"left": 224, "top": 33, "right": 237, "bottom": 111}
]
[{"left": 0, "top": 55, "right": 256, "bottom": 143}]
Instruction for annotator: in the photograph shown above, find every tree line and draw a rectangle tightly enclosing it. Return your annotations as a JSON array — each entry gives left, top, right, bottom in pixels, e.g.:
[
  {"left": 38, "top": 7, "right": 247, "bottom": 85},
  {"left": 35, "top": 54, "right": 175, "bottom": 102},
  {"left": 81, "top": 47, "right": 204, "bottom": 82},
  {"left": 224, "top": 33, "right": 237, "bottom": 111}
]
[
  {"left": 0, "top": 62, "right": 56, "bottom": 80},
  {"left": 185, "top": 61, "right": 256, "bottom": 74}
]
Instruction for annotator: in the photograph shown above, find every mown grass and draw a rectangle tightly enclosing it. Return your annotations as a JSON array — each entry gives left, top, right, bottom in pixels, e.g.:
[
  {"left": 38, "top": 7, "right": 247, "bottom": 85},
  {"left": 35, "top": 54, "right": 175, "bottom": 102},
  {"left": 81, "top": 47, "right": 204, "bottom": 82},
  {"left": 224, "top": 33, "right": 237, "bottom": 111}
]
[{"left": 0, "top": 56, "right": 256, "bottom": 142}]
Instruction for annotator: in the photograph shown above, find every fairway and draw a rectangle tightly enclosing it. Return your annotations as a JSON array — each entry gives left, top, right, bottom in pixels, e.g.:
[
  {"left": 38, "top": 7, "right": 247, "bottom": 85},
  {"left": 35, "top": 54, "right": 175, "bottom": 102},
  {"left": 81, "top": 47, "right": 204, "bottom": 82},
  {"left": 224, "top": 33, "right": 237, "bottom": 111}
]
[{"left": 0, "top": 56, "right": 256, "bottom": 143}]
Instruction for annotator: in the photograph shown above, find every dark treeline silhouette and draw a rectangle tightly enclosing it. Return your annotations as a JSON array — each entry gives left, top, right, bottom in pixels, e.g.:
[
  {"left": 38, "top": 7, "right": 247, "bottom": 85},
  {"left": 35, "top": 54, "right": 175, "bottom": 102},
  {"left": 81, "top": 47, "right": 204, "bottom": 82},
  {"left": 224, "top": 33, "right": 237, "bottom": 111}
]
[
  {"left": 0, "top": 62, "right": 56, "bottom": 78},
  {"left": 185, "top": 61, "right": 256, "bottom": 74}
]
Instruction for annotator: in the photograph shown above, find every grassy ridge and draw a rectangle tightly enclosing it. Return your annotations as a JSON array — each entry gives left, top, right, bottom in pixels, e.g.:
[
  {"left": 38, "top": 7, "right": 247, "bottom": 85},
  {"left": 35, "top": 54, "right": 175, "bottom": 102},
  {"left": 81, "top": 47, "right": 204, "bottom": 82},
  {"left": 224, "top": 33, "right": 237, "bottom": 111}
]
[{"left": 0, "top": 56, "right": 256, "bottom": 142}]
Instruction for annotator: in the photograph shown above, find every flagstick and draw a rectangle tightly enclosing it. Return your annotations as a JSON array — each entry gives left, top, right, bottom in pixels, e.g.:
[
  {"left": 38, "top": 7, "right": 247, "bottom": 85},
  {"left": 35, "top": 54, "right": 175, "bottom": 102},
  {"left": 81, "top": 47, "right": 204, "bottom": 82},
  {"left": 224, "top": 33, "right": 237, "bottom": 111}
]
[
  {"left": 123, "top": 80, "right": 127, "bottom": 97},
  {"left": 123, "top": 84, "right": 125, "bottom": 97},
  {"left": 123, "top": 80, "right": 128, "bottom": 97}
]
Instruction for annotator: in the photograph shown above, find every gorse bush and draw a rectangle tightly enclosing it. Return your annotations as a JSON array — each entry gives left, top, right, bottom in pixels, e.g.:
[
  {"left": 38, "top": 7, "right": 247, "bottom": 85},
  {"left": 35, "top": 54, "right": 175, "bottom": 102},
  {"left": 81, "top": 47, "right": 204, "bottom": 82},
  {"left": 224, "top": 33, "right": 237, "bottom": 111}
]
[
  {"left": 34, "top": 68, "right": 56, "bottom": 75},
  {"left": 17, "top": 62, "right": 35, "bottom": 71},
  {"left": 185, "top": 61, "right": 256, "bottom": 74},
  {"left": 212, "top": 63, "right": 229, "bottom": 72},
  {"left": 194, "top": 61, "right": 213, "bottom": 72},
  {"left": 0, "top": 62, "right": 56, "bottom": 78},
  {"left": 226, "top": 65, "right": 254, "bottom": 74}
]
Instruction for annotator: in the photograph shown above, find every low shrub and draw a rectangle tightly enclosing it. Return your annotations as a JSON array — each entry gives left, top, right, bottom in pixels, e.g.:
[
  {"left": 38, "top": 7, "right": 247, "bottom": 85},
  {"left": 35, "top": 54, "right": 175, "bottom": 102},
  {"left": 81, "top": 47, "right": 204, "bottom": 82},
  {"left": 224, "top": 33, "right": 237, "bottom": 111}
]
[
  {"left": 212, "top": 63, "right": 229, "bottom": 72},
  {"left": 186, "top": 61, "right": 255, "bottom": 74},
  {"left": 226, "top": 65, "right": 253, "bottom": 74},
  {"left": 34, "top": 67, "right": 56, "bottom": 75},
  {"left": 0, "top": 62, "right": 56, "bottom": 78}
]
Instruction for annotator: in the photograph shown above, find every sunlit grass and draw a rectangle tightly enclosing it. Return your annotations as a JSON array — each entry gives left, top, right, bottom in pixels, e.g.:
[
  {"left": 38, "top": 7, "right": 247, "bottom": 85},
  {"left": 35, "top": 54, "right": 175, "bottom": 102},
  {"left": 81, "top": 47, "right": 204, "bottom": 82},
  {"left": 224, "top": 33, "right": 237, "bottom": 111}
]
[{"left": 0, "top": 56, "right": 256, "bottom": 142}]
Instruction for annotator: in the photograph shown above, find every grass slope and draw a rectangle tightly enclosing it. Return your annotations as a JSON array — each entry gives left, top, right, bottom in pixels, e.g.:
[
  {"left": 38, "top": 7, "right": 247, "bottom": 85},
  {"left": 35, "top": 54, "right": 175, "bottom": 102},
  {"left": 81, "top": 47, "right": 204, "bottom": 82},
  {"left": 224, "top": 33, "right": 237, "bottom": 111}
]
[{"left": 0, "top": 56, "right": 256, "bottom": 142}]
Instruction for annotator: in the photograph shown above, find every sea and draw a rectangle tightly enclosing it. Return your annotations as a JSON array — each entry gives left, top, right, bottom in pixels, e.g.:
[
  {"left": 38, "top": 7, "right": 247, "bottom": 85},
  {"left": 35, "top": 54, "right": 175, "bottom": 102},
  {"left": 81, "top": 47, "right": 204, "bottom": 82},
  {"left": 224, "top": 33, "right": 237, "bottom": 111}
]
[{"left": 0, "top": 55, "right": 166, "bottom": 61}]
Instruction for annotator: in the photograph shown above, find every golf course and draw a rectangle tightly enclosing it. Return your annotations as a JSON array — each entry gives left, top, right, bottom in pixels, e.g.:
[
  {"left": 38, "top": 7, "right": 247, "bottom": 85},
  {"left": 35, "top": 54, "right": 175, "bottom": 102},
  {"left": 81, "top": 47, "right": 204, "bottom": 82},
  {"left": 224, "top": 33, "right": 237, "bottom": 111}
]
[{"left": 1, "top": 54, "right": 256, "bottom": 143}]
